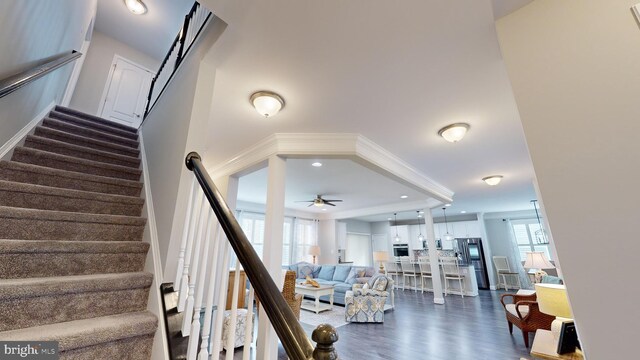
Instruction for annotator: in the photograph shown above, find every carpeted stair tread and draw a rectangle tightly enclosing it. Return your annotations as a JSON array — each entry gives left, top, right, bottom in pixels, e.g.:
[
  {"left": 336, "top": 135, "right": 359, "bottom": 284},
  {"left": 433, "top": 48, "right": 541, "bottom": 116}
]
[
  {"left": 24, "top": 134, "right": 140, "bottom": 168},
  {"left": 0, "top": 272, "right": 152, "bottom": 299},
  {"left": 48, "top": 110, "right": 139, "bottom": 140},
  {"left": 0, "top": 206, "right": 146, "bottom": 242},
  {"left": 0, "top": 273, "right": 152, "bottom": 331},
  {"left": 35, "top": 125, "right": 140, "bottom": 157},
  {"left": 0, "top": 180, "right": 143, "bottom": 216},
  {"left": 55, "top": 105, "right": 138, "bottom": 134},
  {"left": 0, "top": 240, "right": 149, "bottom": 278},
  {"left": 42, "top": 118, "right": 139, "bottom": 149},
  {"left": 12, "top": 147, "right": 142, "bottom": 181},
  {"left": 0, "top": 311, "right": 157, "bottom": 354},
  {"left": 0, "top": 160, "right": 142, "bottom": 197}
]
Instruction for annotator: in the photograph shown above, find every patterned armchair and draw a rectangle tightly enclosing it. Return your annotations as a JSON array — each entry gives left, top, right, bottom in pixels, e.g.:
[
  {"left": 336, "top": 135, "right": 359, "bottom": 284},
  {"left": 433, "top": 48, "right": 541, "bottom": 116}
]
[{"left": 345, "top": 274, "right": 393, "bottom": 323}]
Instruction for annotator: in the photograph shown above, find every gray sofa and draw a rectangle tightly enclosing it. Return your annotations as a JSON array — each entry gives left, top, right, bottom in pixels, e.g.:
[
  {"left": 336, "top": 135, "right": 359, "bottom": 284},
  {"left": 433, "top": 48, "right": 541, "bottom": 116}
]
[{"left": 287, "top": 262, "right": 377, "bottom": 305}]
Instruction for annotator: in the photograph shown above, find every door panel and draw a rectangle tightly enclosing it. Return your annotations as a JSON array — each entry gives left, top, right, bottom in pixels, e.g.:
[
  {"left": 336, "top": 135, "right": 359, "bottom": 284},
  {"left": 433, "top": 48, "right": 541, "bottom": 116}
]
[{"left": 101, "top": 57, "right": 153, "bottom": 128}]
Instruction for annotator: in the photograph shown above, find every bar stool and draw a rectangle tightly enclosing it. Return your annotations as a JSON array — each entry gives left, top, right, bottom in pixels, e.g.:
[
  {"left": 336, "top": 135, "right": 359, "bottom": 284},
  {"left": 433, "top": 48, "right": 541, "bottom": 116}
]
[
  {"left": 440, "top": 256, "right": 466, "bottom": 298},
  {"left": 417, "top": 256, "right": 433, "bottom": 293},
  {"left": 400, "top": 258, "right": 418, "bottom": 291}
]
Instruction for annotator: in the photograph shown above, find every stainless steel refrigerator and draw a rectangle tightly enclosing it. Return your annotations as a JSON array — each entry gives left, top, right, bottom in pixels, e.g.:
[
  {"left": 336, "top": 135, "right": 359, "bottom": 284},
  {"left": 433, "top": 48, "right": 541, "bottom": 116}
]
[{"left": 456, "top": 238, "right": 490, "bottom": 290}]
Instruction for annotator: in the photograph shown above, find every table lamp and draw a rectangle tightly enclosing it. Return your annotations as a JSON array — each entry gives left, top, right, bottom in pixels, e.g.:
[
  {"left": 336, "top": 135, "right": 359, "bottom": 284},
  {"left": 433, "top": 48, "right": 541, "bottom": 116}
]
[
  {"left": 523, "top": 251, "right": 555, "bottom": 283},
  {"left": 534, "top": 283, "right": 579, "bottom": 354},
  {"left": 373, "top": 251, "right": 389, "bottom": 273},
  {"left": 309, "top": 245, "right": 321, "bottom": 264}
]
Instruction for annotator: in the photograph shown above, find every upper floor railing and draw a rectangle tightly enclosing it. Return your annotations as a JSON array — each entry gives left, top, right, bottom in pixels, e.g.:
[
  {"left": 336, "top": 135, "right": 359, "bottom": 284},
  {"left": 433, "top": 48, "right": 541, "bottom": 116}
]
[
  {"left": 173, "top": 152, "right": 339, "bottom": 359},
  {"left": 142, "top": 2, "right": 211, "bottom": 122}
]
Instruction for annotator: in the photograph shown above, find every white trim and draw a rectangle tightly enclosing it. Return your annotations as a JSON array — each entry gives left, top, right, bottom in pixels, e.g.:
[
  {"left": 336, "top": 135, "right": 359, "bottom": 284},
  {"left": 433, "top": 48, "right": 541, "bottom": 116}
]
[
  {"left": 0, "top": 101, "right": 56, "bottom": 160},
  {"left": 97, "top": 54, "right": 156, "bottom": 117},
  {"left": 139, "top": 135, "right": 170, "bottom": 360}
]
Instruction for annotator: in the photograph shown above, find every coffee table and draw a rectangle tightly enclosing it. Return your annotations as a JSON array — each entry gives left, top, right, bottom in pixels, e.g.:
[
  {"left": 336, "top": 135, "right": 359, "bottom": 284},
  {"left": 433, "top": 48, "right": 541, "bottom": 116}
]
[{"left": 295, "top": 284, "right": 334, "bottom": 314}]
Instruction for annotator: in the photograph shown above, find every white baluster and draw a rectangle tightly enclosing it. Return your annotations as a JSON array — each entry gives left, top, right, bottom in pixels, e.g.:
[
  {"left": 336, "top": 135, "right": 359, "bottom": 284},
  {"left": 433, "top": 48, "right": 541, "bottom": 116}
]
[
  {"left": 209, "top": 239, "right": 232, "bottom": 356},
  {"left": 187, "top": 208, "right": 214, "bottom": 359},
  {"left": 174, "top": 177, "right": 196, "bottom": 290},
  {"left": 178, "top": 190, "right": 204, "bottom": 312},
  {"left": 225, "top": 263, "right": 242, "bottom": 360},
  {"left": 182, "top": 194, "right": 209, "bottom": 336},
  {"left": 242, "top": 285, "right": 255, "bottom": 360},
  {"left": 198, "top": 221, "right": 222, "bottom": 360}
]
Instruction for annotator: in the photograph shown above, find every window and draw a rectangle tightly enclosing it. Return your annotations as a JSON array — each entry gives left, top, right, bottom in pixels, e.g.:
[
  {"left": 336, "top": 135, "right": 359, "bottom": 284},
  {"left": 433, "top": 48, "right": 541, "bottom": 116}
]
[
  {"left": 239, "top": 212, "right": 265, "bottom": 259},
  {"left": 511, "top": 219, "right": 552, "bottom": 261},
  {"left": 292, "top": 218, "right": 317, "bottom": 264},
  {"left": 282, "top": 218, "right": 293, "bottom": 265}
]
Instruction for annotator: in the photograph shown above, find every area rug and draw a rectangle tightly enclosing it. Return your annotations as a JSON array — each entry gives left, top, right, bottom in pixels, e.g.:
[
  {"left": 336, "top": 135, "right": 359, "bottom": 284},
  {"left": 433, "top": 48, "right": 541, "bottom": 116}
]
[{"left": 299, "top": 308, "right": 348, "bottom": 329}]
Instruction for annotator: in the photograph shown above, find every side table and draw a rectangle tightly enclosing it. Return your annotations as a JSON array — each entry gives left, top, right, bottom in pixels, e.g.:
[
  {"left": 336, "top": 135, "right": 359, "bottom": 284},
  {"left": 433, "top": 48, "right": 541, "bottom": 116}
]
[{"left": 531, "top": 329, "right": 584, "bottom": 360}]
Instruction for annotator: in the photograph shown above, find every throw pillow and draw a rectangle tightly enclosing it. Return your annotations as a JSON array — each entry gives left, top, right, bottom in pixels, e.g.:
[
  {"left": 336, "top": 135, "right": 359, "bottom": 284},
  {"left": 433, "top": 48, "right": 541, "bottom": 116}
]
[
  {"left": 345, "top": 267, "right": 360, "bottom": 284},
  {"left": 541, "top": 275, "right": 563, "bottom": 284},
  {"left": 372, "top": 276, "right": 389, "bottom": 291},
  {"left": 332, "top": 265, "right": 351, "bottom": 282},
  {"left": 362, "top": 282, "right": 370, "bottom": 290},
  {"left": 296, "top": 262, "right": 316, "bottom": 279},
  {"left": 367, "top": 273, "right": 385, "bottom": 288},
  {"left": 317, "top": 265, "right": 336, "bottom": 281},
  {"left": 364, "top": 267, "right": 376, "bottom": 277},
  {"left": 355, "top": 277, "right": 369, "bottom": 284}
]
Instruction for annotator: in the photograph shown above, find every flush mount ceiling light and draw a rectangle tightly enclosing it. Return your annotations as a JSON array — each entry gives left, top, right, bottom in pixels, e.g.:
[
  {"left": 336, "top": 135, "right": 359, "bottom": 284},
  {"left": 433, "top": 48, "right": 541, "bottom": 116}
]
[
  {"left": 444, "top": 203, "right": 452, "bottom": 207},
  {"left": 250, "top": 91, "right": 285, "bottom": 118},
  {"left": 311, "top": 162, "right": 322, "bottom": 167},
  {"left": 124, "top": 0, "right": 147, "bottom": 15},
  {"left": 438, "top": 123, "right": 470, "bottom": 143},
  {"left": 482, "top": 175, "right": 504, "bottom": 186},
  {"left": 400, "top": 195, "right": 408, "bottom": 199}
]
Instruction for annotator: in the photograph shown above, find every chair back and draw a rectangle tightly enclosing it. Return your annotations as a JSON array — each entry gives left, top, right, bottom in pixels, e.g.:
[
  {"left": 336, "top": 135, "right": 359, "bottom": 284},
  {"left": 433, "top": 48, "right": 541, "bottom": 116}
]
[
  {"left": 400, "top": 259, "right": 416, "bottom": 274},
  {"left": 493, "top": 256, "right": 511, "bottom": 273},
  {"left": 440, "top": 256, "right": 461, "bottom": 276},
  {"left": 385, "top": 261, "right": 397, "bottom": 273},
  {"left": 282, "top": 270, "right": 297, "bottom": 301}
]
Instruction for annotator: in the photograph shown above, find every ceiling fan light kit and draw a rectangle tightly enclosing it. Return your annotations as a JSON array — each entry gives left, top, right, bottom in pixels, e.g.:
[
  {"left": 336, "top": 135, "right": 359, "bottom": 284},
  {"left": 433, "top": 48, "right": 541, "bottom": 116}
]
[
  {"left": 250, "top": 91, "right": 285, "bottom": 117},
  {"left": 296, "top": 195, "right": 343, "bottom": 208},
  {"left": 438, "top": 123, "right": 470, "bottom": 143}
]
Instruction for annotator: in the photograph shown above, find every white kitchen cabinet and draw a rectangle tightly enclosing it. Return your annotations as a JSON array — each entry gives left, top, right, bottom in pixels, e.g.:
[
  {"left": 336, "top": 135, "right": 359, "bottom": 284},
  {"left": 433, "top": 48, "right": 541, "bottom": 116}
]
[{"left": 389, "top": 225, "right": 410, "bottom": 245}]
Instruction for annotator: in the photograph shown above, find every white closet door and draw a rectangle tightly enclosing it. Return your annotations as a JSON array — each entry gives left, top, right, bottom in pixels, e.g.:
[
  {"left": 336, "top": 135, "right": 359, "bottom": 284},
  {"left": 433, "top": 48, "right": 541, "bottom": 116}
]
[{"left": 345, "top": 233, "right": 372, "bottom": 266}]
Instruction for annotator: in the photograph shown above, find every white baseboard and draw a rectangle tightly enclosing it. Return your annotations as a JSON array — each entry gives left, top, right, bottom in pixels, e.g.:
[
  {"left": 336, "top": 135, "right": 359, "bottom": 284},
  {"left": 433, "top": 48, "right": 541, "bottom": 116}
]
[
  {"left": 139, "top": 135, "right": 170, "bottom": 360},
  {"left": 0, "top": 101, "right": 56, "bottom": 160}
]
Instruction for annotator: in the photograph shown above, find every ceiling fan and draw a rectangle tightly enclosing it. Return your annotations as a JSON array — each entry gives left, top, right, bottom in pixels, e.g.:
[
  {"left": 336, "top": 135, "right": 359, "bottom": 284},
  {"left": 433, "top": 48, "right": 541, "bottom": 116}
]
[{"left": 296, "top": 195, "right": 343, "bottom": 207}]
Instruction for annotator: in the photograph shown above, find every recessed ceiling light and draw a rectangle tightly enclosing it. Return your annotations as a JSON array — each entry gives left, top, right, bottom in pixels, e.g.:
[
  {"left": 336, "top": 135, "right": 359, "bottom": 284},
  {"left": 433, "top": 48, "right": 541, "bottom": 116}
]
[
  {"left": 322, "top": 208, "right": 327, "bottom": 211},
  {"left": 460, "top": 210, "right": 467, "bottom": 214},
  {"left": 482, "top": 175, "right": 504, "bottom": 186},
  {"left": 445, "top": 204, "right": 452, "bottom": 207},
  {"left": 124, "top": 0, "right": 147, "bottom": 15},
  {"left": 250, "top": 91, "right": 284, "bottom": 117},
  {"left": 387, "top": 217, "right": 392, "bottom": 220},
  {"left": 419, "top": 211, "right": 424, "bottom": 214},
  {"left": 400, "top": 195, "right": 408, "bottom": 199},
  {"left": 312, "top": 162, "right": 322, "bottom": 167},
  {"left": 438, "top": 123, "right": 470, "bottom": 143}
]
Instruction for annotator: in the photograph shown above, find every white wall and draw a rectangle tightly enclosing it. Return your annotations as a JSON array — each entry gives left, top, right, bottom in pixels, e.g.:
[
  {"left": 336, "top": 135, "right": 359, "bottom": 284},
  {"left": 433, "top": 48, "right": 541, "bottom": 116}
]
[
  {"left": 69, "top": 31, "right": 160, "bottom": 116},
  {"left": 497, "top": 1, "right": 640, "bottom": 358},
  {"left": 0, "top": 0, "right": 96, "bottom": 147}
]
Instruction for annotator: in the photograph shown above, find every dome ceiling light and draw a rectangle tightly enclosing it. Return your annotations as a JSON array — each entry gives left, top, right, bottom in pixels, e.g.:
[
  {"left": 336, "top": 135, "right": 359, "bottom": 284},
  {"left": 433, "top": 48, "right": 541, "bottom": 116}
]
[
  {"left": 482, "top": 175, "right": 504, "bottom": 186},
  {"left": 438, "top": 123, "right": 470, "bottom": 143},
  {"left": 250, "top": 91, "right": 285, "bottom": 118},
  {"left": 124, "top": 0, "right": 147, "bottom": 15}
]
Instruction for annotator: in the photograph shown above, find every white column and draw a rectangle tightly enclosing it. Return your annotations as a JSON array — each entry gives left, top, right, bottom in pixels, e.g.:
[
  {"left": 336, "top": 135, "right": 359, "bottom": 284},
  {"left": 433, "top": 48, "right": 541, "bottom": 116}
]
[
  {"left": 425, "top": 209, "right": 444, "bottom": 304},
  {"left": 256, "top": 155, "right": 286, "bottom": 360}
]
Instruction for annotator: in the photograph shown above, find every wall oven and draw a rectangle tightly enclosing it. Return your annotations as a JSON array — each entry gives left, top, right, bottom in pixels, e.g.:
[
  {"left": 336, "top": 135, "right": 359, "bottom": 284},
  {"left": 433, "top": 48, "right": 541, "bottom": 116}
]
[{"left": 393, "top": 243, "right": 409, "bottom": 257}]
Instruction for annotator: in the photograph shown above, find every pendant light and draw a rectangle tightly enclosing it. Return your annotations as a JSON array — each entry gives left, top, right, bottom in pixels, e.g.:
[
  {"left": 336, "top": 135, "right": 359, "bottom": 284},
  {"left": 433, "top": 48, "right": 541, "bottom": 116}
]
[
  {"left": 417, "top": 211, "right": 425, "bottom": 242},
  {"left": 531, "top": 200, "right": 549, "bottom": 244},
  {"left": 393, "top": 213, "right": 401, "bottom": 242},
  {"left": 441, "top": 207, "right": 454, "bottom": 241}
]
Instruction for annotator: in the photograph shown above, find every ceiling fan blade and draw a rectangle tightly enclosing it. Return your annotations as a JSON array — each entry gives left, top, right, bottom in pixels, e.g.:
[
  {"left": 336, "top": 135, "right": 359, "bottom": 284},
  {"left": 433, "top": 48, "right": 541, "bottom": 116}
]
[
  {"left": 307, "top": 203, "right": 314, "bottom": 207},
  {"left": 323, "top": 199, "right": 342, "bottom": 202},
  {"left": 325, "top": 202, "right": 337, "bottom": 206},
  {"left": 295, "top": 200, "right": 314, "bottom": 203}
]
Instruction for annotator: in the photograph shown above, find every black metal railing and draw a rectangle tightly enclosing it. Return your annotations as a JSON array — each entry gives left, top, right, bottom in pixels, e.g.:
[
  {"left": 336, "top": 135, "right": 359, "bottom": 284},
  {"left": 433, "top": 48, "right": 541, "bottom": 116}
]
[
  {"left": 0, "top": 51, "right": 81, "bottom": 99},
  {"left": 185, "top": 152, "right": 339, "bottom": 360},
  {"left": 142, "top": 1, "right": 212, "bottom": 121}
]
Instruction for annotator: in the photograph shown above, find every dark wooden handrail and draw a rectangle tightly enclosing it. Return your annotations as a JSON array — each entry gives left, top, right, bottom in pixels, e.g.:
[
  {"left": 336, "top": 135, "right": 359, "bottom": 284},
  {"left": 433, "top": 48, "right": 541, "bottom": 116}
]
[
  {"left": 185, "top": 152, "right": 336, "bottom": 360},
  {"left": 0, "top": 51, "right": 81, "bottom": 99}
]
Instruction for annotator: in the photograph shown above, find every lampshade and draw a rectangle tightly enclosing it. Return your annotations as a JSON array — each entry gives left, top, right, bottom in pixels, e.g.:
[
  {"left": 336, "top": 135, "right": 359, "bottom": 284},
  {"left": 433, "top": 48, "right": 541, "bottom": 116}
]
[
  {"left": 250, "top": 91, "right": 284, "bottom": 117},
  {"left": 523, "top": 251, "right": 555, "bottom": 269},
  {"left": 534, "top": 283, "right": 573, "bottom": 319},
  {"left": 373, "top": 251, "right": 389, "bottom": 262},
  {"left": 438, "top": 123, "right": 470, "bottom": 142},
  {"left": 308, "top": 245, "right": 321, "bottom": 256}
]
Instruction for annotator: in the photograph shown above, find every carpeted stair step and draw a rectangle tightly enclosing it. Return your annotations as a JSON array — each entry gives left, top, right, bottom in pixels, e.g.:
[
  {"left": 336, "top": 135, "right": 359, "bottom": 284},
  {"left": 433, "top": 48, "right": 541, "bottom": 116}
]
[
  {"left": 24, "top": 135, "right": 140, "bottom": 168},
  {"left": 0, "top": 311, "right": 157, "bottom": 358},
  {"left": 48, "top": 110, "right": 139, "bottom": 140},
  {"left": 0, "top": 180, "right": 144, "bottom": 216},
  {"left": 0, "top": 206, "right": 146, "bottom": 242},
  {"left": 0, "top": 240, "right": 149, "bottom": 279},
  {"left": 0, "top": 161, "right": 142, "bottom": 197},
  {"left": 12, "top": 147, "right": 142, "bottom": 181},
  {"left": 42, "top": 118, "right": 139, "bottom": 149},
  {"left": 55, "top": 105, "right": 139, "bottom": 135},
  {"left": 35, "top": 125, "right": 140, "bottom": 157},
  {"left": 0, "top": 272, "right": 152, "bottom": 331}
]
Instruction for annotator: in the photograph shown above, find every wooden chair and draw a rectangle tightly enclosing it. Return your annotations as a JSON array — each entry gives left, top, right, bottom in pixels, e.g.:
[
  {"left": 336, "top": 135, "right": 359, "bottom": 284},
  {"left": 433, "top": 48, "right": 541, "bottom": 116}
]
[
  {"left": 417, "top": 256, "right": 433, "bottom": 293},
  {"left": 282, "top": 270, "right": 303, "bottom": 320},
  {"left": 500, "top": 292, "right": 555, "bottom": 348},
  {"left": 400, "top": 258, "right": 417, "bottom": 291},
  {"left": 385, "top": 261, "right": 401, "bottom": 290},
  {"left": 493, "top": 256, "right": 521, "bottom": 291},
  {"left": 440, "top": 256, "right": 466, "bottom": 297}
]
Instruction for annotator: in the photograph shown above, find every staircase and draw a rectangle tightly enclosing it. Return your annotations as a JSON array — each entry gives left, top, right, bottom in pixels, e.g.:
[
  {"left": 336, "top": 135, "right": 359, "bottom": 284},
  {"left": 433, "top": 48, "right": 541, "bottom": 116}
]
[{"left": 0, "top": 106, "right": 157, "bottom": 358}]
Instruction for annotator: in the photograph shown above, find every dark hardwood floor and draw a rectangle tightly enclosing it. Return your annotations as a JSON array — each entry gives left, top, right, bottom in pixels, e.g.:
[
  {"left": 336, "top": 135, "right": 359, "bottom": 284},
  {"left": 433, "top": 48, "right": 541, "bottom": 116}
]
[{"left": 220, "top": 289, "right": 533, "bottom": 359}]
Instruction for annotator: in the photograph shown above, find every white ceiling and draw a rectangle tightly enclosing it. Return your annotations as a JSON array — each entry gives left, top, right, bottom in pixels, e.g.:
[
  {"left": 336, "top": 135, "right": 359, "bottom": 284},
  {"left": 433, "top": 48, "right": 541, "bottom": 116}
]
[
  {"left": 94, "top": 0, "right": 193, "bottom": 60},
  {"left": 491, "top": 0, "right": 534, "bottom": 20},
  {"left": 200, "top": 0, "right": 538, "bottom": 219}
]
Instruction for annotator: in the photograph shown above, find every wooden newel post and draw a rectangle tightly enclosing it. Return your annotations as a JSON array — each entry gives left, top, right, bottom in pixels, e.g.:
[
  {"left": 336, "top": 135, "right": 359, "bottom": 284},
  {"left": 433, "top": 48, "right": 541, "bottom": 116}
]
[{"left": 312, "top": 323, "right": 339, "bottom": 360}]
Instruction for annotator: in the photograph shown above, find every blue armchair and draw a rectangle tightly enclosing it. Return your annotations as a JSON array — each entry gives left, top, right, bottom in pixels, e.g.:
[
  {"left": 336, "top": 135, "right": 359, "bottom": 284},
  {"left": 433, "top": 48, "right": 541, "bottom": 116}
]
[{"left": 344, "top": 274, "right": 393, "bottom": 323}]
